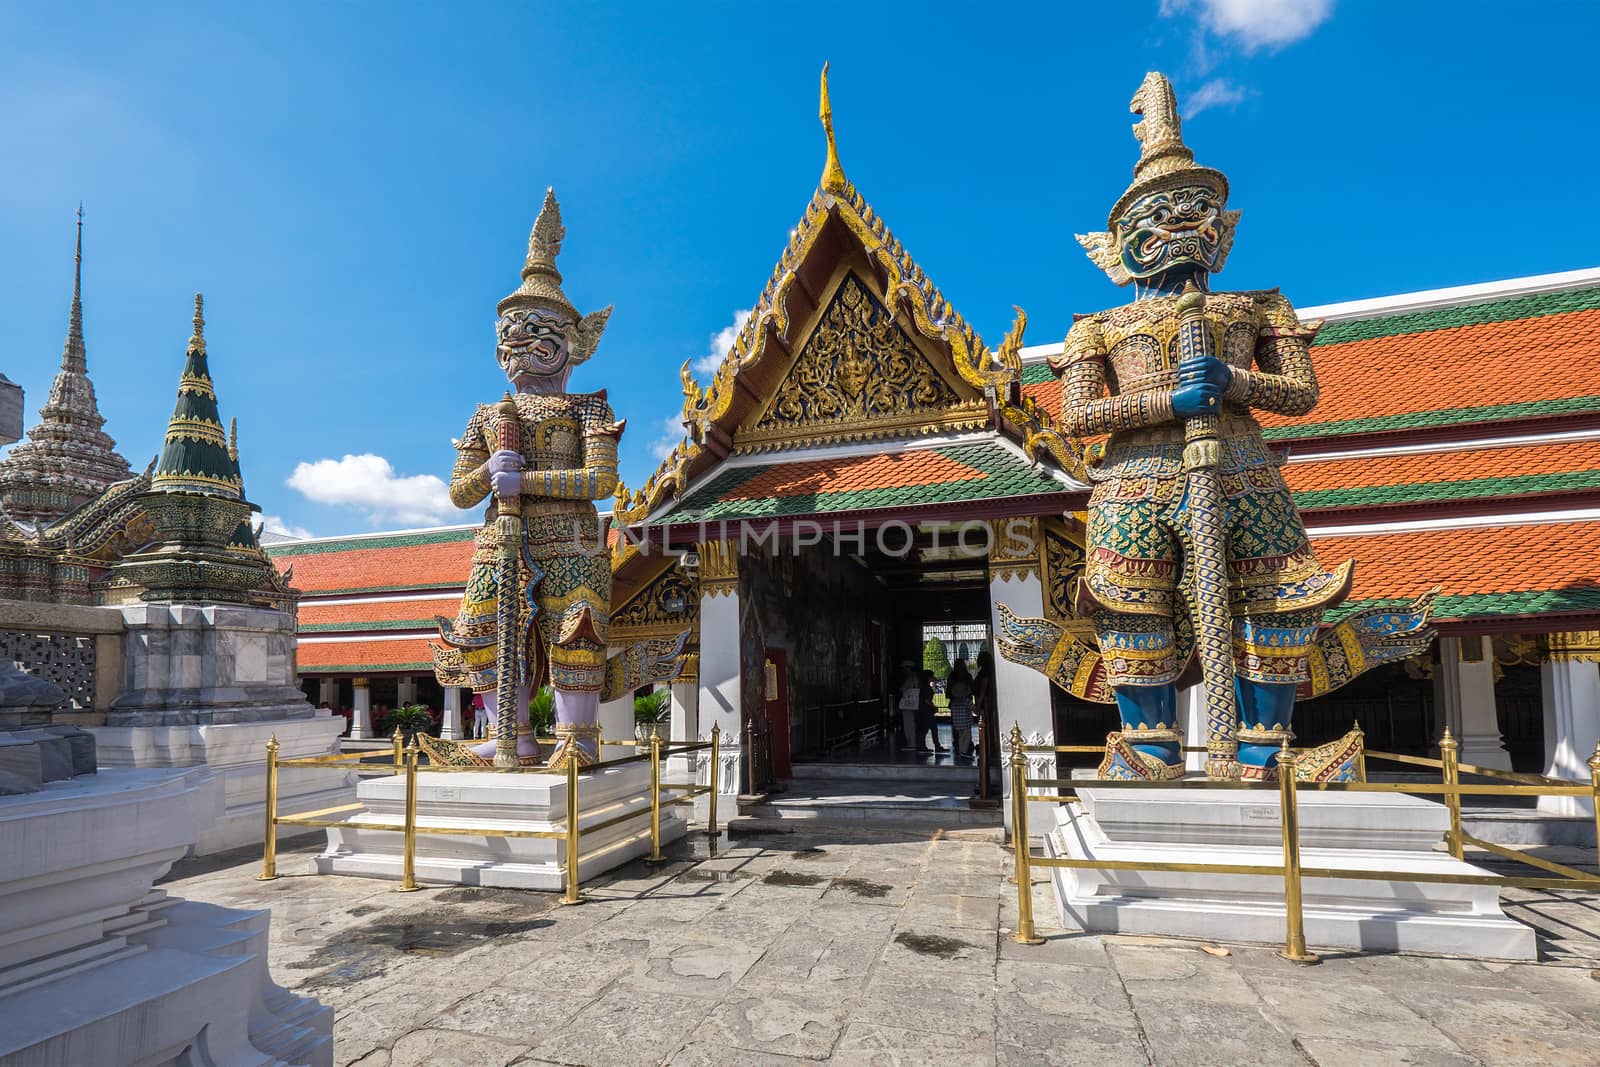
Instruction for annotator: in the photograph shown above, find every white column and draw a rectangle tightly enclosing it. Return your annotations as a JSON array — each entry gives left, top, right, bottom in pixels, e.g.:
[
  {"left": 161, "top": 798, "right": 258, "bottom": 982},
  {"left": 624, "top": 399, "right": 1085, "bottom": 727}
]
[
  {"left": 1538, "top": 657, "right": 1600, "bottom": 817},
  {"left": 350, "top": 678, "right": 372, "bottom": 740},
  {"left": 318, "top": 677, "right": 337, "bottom": 707},
  {"left": 1435, "top": 636, "right": 1511, "bottom": 770},
  {"left": 698, "top": 584, "right": 742, "bottom": 817},
  {"left": 1180, "top": 684, "right": 1206, "bottom": 774},
  {"left": 600, "top": 692, "right": 635, "bottom": 751},
  {"left": 397, "top": 676, "right": 418, "bottom": 706},
  {"left": 668, "top": 673, "right": 699, "bottom": 780},
  {"left": 988, "top": 568, "right": 1056, "bottom": 837},
  {"left": 441, "top": 686, "right": 463, "bottom": 740}
]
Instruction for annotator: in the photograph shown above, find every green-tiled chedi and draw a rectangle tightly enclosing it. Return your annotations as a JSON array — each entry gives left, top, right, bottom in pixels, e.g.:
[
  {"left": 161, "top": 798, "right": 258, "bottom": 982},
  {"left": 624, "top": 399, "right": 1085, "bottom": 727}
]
[{"left": 112, "top": 295, "right": 285, "bottom": 605}]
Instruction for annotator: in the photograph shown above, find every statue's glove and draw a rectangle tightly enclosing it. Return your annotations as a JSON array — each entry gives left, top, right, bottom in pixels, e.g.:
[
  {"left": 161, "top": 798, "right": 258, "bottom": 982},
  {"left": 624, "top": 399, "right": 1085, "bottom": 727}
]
[
  {"left": 489, "top": 449, "right": 522, "bottom": 499},
  {"left": 1171, "top": 355, "right": 1231, "bottom": 419}
]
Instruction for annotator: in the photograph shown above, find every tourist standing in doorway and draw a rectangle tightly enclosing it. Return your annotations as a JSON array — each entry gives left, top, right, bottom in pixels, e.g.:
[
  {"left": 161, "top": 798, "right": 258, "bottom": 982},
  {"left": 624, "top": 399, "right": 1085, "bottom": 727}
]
[
  {"left": 973, "top": 651, "right": 996, "bottom": 765},
  {"left": 917, "top": 669, "right": 945, "bottom": 754},
  {"left": 470, "top": 693, "right": 487, "bottom": 739},
  {"left": 896, "top": 662, "right": 920, "bottom": 752},
  {"left": 947, "top": 659, "right": 974, "bottom": 760}
]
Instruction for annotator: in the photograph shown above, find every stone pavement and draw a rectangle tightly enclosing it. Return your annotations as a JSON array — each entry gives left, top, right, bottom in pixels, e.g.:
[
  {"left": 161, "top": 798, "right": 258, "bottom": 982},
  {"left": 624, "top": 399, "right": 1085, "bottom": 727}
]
[{"left": 162, "top": 827, "right": 1600, "bottom": 1067}]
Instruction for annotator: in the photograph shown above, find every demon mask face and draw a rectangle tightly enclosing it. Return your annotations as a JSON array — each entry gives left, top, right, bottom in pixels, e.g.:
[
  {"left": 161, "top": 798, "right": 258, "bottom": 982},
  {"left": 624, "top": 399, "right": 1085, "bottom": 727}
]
[{"left": 497, "top": 306, "right": 576, "bottom": 387}]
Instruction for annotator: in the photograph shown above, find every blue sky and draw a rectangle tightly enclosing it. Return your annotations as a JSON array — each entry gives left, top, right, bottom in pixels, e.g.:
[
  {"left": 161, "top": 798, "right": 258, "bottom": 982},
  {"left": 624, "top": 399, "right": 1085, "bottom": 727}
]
[{"left": 3, "top": 1, "right": 1596, "bottom": 539}]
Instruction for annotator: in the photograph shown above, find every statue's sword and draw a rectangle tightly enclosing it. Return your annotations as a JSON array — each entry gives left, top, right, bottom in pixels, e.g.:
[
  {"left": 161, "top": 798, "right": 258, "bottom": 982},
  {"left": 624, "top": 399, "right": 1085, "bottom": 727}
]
[
  {"left": 1175, "top": 285, "right": 1239, "bottom": 778},
  {"left": 493, "top": 392, "right": 522, "bottom": 769}
]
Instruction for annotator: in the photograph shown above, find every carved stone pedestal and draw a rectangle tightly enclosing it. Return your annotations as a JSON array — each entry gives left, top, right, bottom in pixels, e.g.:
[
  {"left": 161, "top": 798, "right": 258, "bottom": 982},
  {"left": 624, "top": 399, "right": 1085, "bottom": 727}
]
[
  {"left": 316, "top": 763, "right": 687, "bottom": 891},
  {"left": 91, "top": 602, "right": 352, "bottom": 854},
  {"left": 1046, "top": 784, "right": 1537, "bottom": 960}
]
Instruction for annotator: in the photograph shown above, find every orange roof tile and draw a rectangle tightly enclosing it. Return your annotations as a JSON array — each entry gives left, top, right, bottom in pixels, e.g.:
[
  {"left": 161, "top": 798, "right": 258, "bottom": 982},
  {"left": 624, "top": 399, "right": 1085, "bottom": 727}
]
[
  {"left": 721, "top": 450, "right": 986, "bottom": 502},
  {"left": 1315, "top": 520, "right": 1600, "bottom": 621},
  {"left": 299, "top": 596, "right": 461, "bottom": 631},
  {"left": 1266, "top": 307, "right": 1600, "bottom": 436},
  {"left": 298, "top": 637, "right": 437, "bottom": 673},
  {"left": 271, "top": 530, "right": 475, "bottom": 594}
]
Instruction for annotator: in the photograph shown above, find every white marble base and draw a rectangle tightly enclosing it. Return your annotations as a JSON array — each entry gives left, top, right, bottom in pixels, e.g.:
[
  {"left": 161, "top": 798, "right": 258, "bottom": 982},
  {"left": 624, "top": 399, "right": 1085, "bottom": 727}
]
[
  {"left": 92, "top": 713, "right": 352, "bottom": 855},
  {"left": 1046, "top": 785, "right": 1538, "bottom": 960},
  {"left": 316, "top": 762, "right": 688, "bottom": 891},
  {"left": 0, "top": 767, "right": 331, "bottom": 1066}
]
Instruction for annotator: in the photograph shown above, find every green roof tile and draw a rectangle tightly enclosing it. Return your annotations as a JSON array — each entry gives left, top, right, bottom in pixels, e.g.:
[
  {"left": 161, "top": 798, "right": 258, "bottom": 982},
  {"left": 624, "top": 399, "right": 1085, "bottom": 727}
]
[{"left": 1313, "top": 285, "right": 1600, "bottom": 346}]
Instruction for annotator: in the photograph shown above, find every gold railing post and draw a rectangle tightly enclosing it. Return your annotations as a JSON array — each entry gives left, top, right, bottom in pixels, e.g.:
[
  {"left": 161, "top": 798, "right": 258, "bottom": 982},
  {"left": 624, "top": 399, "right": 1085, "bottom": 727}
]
[
  {"left": 257, "top": 735, "right": 279, "bottom": 881},
  {"left": 392, "top": 731, "right": 403, "bottom": 768},
  {"left": 562, "top": 754, "right": 583, "bottom": 905},
  {"left": 648, "top": 732, "right": 663, "bottom": 863},
  {"left": 1275, "top": 743, "right": 1318, "bottom": 964},
  {"left": 1588, "top": 743, "right": 1600, "bottom": 863},
  {"left": 396, "top": 740, "right": 420, "bottom": 892},
  {"left": 707, "top": 723, "right": 721, "bottom": 838},
  {"left": 1009, "top": 724, "right": 1044, "bottom": 945},
  {"left": 1440, "top": 727, "right": 1464, "bottom": 860}
]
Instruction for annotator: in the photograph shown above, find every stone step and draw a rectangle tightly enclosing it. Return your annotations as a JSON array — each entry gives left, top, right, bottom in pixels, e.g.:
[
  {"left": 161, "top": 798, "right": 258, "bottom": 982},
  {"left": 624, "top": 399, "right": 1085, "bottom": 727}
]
[
  {"left": 739, "top": 780, "right": 1003, "bottom": 832},
  {"left": 788, "top": 761, "right": 990, "bottom": 785}
]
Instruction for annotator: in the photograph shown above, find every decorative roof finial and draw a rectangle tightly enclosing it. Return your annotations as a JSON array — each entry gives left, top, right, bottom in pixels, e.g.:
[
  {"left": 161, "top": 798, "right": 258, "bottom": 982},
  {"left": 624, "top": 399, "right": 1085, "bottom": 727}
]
[
  {"left": 819, "top": 62, "right": 847, "bottom": 195},
  {"left": 189, "top": 293, "right": 205, "bottom": 354}
]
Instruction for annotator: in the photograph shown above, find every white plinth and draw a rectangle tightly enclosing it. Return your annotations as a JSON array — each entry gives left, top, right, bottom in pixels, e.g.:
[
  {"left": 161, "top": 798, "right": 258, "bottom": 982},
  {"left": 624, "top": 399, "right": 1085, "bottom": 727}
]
[
  {"left": 0, "top": 767, "right": 331, "bottom": 1067},
  {"left": 316, "top": 761, "right": 688, "bottom": 890},
  {"left": 1046, "top": 786, "right": 1538, "bottom": 960},
  {"left": 92, "top": 713, "right": 353, "bottom": 855}
]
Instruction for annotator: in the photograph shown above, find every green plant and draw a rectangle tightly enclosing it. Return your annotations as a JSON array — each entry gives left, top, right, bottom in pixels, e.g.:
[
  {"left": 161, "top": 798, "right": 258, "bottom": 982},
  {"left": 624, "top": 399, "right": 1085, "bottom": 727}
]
[
  {"left": 634, "top": 689, "right": 671, "bottom": 724},
  {"left": 528, "top": 686, "right": 555, "bottom": 735},
  {"left": 922, "top": 638, "right": 952, "bottom": 680},
  {"left": 388, "top": 703, "right": 432, "bottom": 735}
]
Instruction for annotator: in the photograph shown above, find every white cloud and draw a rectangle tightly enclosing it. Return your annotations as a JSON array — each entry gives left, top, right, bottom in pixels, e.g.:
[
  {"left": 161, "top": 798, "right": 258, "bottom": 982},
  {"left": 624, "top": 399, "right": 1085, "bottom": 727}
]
[
  {"left": 258, "top": 514, "right": 315, "bottom": 542},
  {"left": 691, "top": 309, "right": 753, "bottom": 377},
  {"left": 1183, "top": 78, "right": 1253, "bottom": 118},
  {"left": 1161, "top": 0, "right": 1333, "bottom": 51},
  {"left": 651, "top": 416, "right": 686, "bottom": 462},
  {"left": 287, "top": 453, "right": 475, "bottom": 528}
]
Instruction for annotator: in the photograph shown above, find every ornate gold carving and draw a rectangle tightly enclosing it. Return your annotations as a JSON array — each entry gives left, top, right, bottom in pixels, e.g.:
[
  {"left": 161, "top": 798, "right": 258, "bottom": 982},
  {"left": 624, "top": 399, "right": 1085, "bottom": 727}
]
[
  {"left": 741, "top": 273, "right": 974, "bottom": 449},
  {"left": 610, "top": 560, "right": 699, "bottom": 641},
  {"left": 1545, "top": 630, "right": 1600, "bottom": 663},
  {"left": 676, "top": 652, "right": 699, "bottom": 684},
  {"left": 1043, "top": 527, "right": 1085, "bottom": 622},
  {"left": 698, "top": 540, "right": 739, "bottom": 598},
  {"left": 988, "top": 517, "right": 1042, "bottom": 583}
]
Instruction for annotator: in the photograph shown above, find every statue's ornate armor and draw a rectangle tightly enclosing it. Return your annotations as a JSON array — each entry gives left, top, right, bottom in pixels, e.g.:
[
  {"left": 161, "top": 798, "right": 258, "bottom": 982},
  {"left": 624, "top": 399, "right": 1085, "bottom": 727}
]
[
  {"left": 1056, "top": 289, "right": 1352, "bottom": 691},
  {"left": 435, "top": 391, "right": 621, "bottom": 696}
]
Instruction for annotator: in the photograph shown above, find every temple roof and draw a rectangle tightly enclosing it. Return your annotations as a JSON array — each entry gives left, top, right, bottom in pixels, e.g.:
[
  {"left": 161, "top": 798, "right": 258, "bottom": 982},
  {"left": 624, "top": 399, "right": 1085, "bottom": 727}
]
[
  {"left": 615, "top": 68, "right": 1074, "bottom": 532},
  {"left": 655, "top": 438, "right": 1077, "bottom": 528},
  {"left": 0, "top": 210, "right": 133, "bottom": 525}
]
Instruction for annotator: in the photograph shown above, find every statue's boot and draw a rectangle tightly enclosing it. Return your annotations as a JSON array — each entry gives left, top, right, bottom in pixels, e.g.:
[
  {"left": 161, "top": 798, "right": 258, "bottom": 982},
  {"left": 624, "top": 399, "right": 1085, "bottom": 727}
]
[
  {"left": 1098, "top": 684, "right": 1184, "bottom": 781},
  {"left": 1236, "top": 678, "right": 1296, "bottom": 781},
  {"left": 468, "top": 684, "right": 540, "bottom": 764},
  {"left": 548, "top": 688, "right": 601, "bottom": 772}
]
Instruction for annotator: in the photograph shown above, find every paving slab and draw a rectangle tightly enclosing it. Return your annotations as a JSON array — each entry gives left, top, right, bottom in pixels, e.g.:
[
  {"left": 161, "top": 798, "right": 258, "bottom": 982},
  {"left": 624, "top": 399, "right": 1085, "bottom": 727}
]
[{"left": 160, "top": 822, "right": 1600, "bottom": 1066}]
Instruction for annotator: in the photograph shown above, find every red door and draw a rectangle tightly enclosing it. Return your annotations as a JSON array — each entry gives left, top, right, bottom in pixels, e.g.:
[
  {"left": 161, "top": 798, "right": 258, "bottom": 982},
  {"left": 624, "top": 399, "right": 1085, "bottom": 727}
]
[{"left": 764, "top": 649, "right": 793, "bottom": 779}]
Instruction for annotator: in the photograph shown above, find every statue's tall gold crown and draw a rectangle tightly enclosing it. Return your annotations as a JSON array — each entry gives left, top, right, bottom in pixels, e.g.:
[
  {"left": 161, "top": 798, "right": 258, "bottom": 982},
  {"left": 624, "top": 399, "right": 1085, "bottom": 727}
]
[
  {"left": 497, "top": 187, "right": 613, "bottom": 363},
  {"left": 1106, "top": 71, "right": 1229, "bottom": 227},
  {"left": 499, "top": 188, "right": 576, "bottom": 319}
]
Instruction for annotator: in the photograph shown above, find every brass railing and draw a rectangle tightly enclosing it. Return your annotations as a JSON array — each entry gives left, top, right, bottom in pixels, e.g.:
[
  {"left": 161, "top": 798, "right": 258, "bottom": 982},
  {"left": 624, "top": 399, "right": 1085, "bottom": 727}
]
[
  {"left": 258, "top": 724, "right": 722, "bottom": 901},
  {"left": 1006, "top": 725, "right": 1600, "bottom": 962}
]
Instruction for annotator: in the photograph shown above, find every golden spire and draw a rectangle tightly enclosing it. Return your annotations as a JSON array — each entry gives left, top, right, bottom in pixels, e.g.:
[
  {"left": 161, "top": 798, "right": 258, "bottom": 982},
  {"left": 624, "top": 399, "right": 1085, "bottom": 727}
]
[
  {"left": 189, "top": 293, "right": 205, "bottom": 355},
  {"left": 819, "top": 62, "right": 846, "bottom": 194}
]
